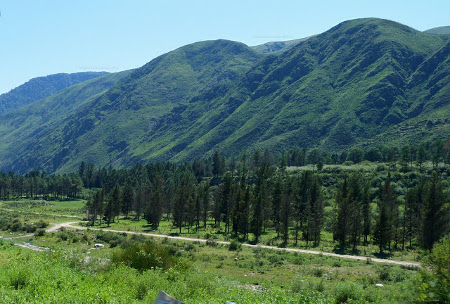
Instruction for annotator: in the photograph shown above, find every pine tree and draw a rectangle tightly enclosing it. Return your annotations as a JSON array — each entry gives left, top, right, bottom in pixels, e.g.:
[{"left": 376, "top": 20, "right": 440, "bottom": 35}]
[
  {"left": 173, "top": 172, "right": 195, "bottom": 234},
  {"left": 144, "top": 176, "right": 164, "bottom": 230},
  {"left": 218, "top": 171, "right": 235, "bottom": 233},
  {"left": 417, "top": 144, "right": 426, "bottom": 172},
  {"left": 420, "top": 172, "right": 449, "bottom": 250},
  {"left": 334, "top": 176, "right": 350, "bottom": 249},
  {"left": 373, "top": 176, "right": 395, "bottom": 254},
  {"left": 104, "top": 184, "right": 120, "bottom": 226},
  {"left": 121, "top": 184, "right": 134, "bottom": 218},
  {"left": 307, "top": 175, "right": 324, "bottom": 246},
  {"left": 212, "top": 150, "right": 225, "bottom": 178},
  {"left": 251, "top": 164, "right": 269, "bottom": 242},
  {"left": 280, "top": 178, "right": 292, "bottom": 245},
  {"left": 293, "top": 171, "right": 311, "bottom": 245},
  {"left": 348, "top": 175, "right": 363, "bottom": 251},
  {"left": 272, "top": 175, "right": 282, "bottom": 238},
  {"left": 362, "top": 184, "right": 371, "bottom": 245},
  {"left": 200, "top": 181, "right": 210, "bottom": 229}
]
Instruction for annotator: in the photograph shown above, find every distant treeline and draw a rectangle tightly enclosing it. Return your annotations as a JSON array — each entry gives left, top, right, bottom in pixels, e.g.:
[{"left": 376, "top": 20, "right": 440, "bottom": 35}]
[{"left": 0, "top": 171, "right": 82, "bottom": 199}]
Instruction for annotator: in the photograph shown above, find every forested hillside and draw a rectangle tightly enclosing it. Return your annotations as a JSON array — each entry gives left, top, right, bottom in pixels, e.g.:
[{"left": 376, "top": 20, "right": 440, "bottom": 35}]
[{"left": 0, "top": 18, "right": 448, "bottom": 174}]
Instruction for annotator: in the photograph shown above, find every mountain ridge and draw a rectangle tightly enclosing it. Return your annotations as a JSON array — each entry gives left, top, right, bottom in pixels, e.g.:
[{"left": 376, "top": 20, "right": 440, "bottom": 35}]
[
  {"left": 0, "top": 18, "right": 449, "bottom": 173},
  {"left": 424, "top": 26, "right": 450, "bottom": 35},
  {"left": 0, "top": 72, "right": 109, "bottom": 115}
]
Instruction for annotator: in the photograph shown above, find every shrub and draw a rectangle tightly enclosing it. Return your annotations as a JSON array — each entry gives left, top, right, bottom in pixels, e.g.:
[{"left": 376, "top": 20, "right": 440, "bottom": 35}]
[
  {"left": 10, "top": 270, "right": 28, "bottom": 290},
  {"left": 206, "top": 239, "right": 217, "bottom": 247},
  {"left": 229, "top": 240, "right": 241, "bottom": 251},
  {"left": 417, "top": 236, "right": 450, "bottom": 303},
  {"left": 334, "top": 282, "right": 362, "bottom": 303},
  {"left": 35, "top": 229, "right": 46, "bottom": 237},
  {"left": 35, "top": 220, "right": 49, "bottom": 229},
  {"left": 24, "top": 223, "right": 37, "bottom": 233},
  {"left": 268, "top": 254, "right": 284, "bottom": 266},
  {"left": 312, "top": 267, "right": 324, "bottom": 277},
  {"left": 112, "top": 240, "right": 178, "bottom": 272},
  {"left": 9, "top": 219, "right": 23, "bottom": 232},
  {"left": 377, "top": 266, "right": 391, "bottom": 281},
  {"left": 291, "top": 276, "right": 307, "bottom": 293},
  {"left": 58, "top": 231, "right": 69, "bottom": 241}
]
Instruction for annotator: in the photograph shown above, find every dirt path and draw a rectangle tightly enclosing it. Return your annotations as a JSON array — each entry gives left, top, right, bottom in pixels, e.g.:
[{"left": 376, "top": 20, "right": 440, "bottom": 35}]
[{"left": 50, "top": 222, "right": 420, "bottom": 267}]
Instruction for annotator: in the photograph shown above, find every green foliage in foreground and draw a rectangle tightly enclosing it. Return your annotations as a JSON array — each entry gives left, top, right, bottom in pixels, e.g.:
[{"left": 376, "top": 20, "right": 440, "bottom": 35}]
[
  {"left": 416, "top": 236, "right": 450, "bottom": 303},
  {"left": 0, "top": 244, "right": 332, "bottom": 303},
  {"left": 111, "top": 240, "right": 179, "bottom": 271}
]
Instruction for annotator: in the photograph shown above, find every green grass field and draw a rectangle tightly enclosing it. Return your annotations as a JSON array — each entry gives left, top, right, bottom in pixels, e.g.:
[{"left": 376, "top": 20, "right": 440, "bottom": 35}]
[{"left": 0, "top": 224, "right": 423, "bottom": 303}]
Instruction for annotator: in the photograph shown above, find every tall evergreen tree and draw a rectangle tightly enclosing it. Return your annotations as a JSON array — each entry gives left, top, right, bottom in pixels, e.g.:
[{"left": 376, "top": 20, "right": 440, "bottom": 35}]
[
  {"left": 104, "top": 184, "right": 121, "bottom": 226},
  {"left": 334, "top": 176, "right": 350, "bottom": 249},
  {"left": 173, "top": 172, "right": 195, "bottom": 233},
  {"left": 251, "top": 163, "right": 269, "bottom": 242},
  {"left": 212, "top": 150, "right": 225, "bottom": 178},
  {"left": 373, "top": 176, "right": 395, "bottom": 254},
  {"left": 362, "top": 184, "right": 371, "bottom": 245},
  {"left": 280, "top": 178, "right": 292, "bottom": 244},
  {"left": 220, "top": 171, "right": 235, "bottom": 233},
  {"left": 121, "top": 184, "right": 134, "bottom": 218},
  {"left": 272, "top": 175, "right": 282, "bottom": 238},
  {"left": 292, "top": 171, "right": 311, "bottom": 245},
  {"left": 420, "top": 172, "right": 449, "bottom": 250},
  {"left": 307, "top": 175, "right": 324, "bottom": 246},
  {"left": 145, "top": 176, "right": 164, "bottom": 230},
  {"left": 417, "top": 144, "right": 427, "bottom": 172}
]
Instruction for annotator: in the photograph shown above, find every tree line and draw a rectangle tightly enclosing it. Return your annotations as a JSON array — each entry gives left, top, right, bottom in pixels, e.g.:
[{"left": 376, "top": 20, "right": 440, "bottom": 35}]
[
  {"left": 0, "top": 141, "right": 448, "bottom": 252},
  {"left": 0, "top": 170, "right": 82, "bottom": 200},
  {"left": 83, "top": 147, "right": 448, "bottom": 253}
]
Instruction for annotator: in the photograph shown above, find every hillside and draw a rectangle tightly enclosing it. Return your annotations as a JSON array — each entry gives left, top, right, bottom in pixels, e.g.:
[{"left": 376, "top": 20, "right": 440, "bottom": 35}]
[
  {"left": 0, "top": 71, "right": 131, "bottom": 172},
  {"left": 0, "top": 72, "right": 108, "bottom": 115},
  {"left": 0, "top": 40, "right": 262, "bottom": 173},
  {"left": 138, "top": 18, "right": 450, "bottom": 161},
  {"left": 424, "top": 26, "right": 450, "bottom": 35},
  {"left": 0, "top": 18, "right": 449, "bottom": 173}
]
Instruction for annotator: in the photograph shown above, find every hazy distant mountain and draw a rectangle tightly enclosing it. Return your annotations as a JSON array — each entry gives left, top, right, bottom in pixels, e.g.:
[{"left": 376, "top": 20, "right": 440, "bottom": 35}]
[
  {"left": 424, "top": 26, "right": 450, "bottom": 34},
  {"left": 251, "top": 37, "right": 314, "bottom": 54},
  {"left": 0, "top": 72, "right": 108, "bottom": 114},
  {"left": 0, "top": 18, "right": 449, "bottom": 173}
]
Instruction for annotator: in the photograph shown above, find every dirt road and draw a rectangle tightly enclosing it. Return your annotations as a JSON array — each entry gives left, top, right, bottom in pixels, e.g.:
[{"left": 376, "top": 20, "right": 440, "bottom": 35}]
[{"left": 49, "top": 222, "right": 420, "bottom": 267}]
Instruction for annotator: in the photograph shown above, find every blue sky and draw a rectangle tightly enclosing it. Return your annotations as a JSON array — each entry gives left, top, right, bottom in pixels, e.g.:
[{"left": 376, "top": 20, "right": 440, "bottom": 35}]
[{"left": 1, "top": 0, "right": 449, "bottom": 94}]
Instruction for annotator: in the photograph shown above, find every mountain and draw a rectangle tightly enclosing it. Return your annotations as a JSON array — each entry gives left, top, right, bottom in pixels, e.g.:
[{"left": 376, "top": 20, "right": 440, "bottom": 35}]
[
  {"left": 0, "top": 18, "right": 449, "bottom": 173},
  {"left": 424, "top": 26, "right": 450, "bottom": 35},
  {"left": 251, "top": 37, "right": 313, "bottom": 54},
  {"left": 134, "top": 18, "right": 450, "bottom": 161},
  {"left": 0, "top": 72, "right": 109, "bottom": 115},
  {"left": 0, "top": 40, "right": 262, "bottom": 173}
]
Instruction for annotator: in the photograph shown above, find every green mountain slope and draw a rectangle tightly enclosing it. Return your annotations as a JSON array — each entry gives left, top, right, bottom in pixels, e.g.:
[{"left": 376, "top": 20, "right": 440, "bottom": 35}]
[
  {"left": 0, "top": 18, "right": 449, "bottom": 173},
  {"left": 0, "top": 72, "right": 108, "bottom": 114},
  {"left": 0, "top": 71, "right": 131, "bottom": 172},
  {"left": 133, "top": 18, "right": 449, "bottom": 162},
  {"left": 424, "top": 26, "right": 450, "bottom": 35},
  {"left": 0, "top": 40, "right": 262, "bottom": 173}
]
